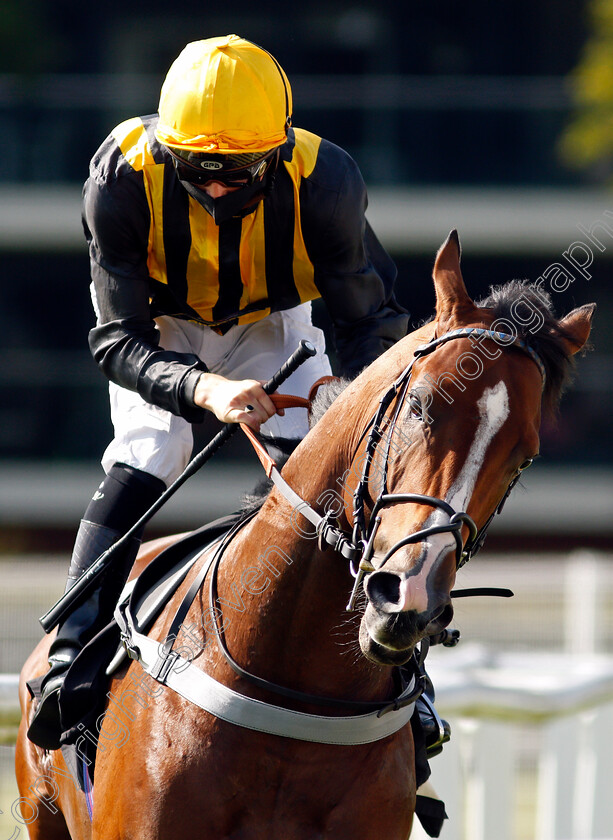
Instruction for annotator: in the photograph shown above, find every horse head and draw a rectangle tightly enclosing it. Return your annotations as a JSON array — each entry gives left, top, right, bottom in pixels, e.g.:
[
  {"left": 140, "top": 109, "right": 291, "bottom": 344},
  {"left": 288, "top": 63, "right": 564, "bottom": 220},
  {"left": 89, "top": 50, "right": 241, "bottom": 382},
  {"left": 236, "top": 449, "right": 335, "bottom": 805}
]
[{"left": 358, "top": 230, "right": 594, "bottom": 665}]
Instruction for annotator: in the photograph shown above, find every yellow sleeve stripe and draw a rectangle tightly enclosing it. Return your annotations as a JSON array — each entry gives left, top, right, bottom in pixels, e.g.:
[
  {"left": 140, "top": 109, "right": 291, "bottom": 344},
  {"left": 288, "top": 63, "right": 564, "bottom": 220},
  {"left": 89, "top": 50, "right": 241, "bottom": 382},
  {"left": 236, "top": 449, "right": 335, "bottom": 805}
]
[
  {"left": 144, "top": 164, "right": 168, "bottom": 285},
  {"left": 291, "top": 128, "right": 321, "bottom": 179},
  {"left": 112, "top": 117, "right": 156, "bottom": 170}
]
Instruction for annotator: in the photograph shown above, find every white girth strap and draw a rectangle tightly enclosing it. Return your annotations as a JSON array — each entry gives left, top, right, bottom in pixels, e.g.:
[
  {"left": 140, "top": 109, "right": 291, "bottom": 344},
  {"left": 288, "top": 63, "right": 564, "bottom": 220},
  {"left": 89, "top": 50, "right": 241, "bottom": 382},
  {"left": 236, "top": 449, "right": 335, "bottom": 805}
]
[{"left": 126, "top": 629, "right": 415, "bottom": 746}]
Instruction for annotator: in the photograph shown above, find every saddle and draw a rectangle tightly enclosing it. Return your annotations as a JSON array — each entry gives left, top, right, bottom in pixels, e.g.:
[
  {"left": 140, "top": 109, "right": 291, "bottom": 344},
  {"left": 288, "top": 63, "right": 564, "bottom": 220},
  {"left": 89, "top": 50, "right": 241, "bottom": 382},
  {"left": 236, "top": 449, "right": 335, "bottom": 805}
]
[{"left": 46, "top": 516, "right": 242, "bottom": 764}]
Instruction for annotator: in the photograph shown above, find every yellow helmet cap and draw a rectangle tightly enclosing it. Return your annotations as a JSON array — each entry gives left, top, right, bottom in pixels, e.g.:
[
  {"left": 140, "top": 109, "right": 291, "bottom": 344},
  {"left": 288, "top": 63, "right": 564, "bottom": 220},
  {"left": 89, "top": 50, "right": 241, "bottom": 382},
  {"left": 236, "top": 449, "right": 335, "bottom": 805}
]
[{"left": 155, "top": 35, "right": 292, "bottom": 155}]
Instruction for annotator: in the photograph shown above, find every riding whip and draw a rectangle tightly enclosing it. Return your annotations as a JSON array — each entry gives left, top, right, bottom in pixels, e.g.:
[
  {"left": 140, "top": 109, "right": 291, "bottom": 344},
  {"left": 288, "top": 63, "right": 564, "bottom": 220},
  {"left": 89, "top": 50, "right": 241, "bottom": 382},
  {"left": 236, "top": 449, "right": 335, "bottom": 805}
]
[{"left": 40, "top": 339, "right": 317, "bottom": 633}]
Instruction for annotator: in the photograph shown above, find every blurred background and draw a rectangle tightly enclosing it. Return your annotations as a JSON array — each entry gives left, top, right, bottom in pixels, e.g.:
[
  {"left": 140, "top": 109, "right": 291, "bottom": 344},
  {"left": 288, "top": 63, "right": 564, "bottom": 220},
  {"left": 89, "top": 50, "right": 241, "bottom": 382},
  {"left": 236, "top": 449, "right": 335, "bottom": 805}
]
[
  {"left": 0, "top": 0, "right": 612, "bottom": 552},
  {"left": 1, "top": 2, "right": 613, "bottom": 839}
]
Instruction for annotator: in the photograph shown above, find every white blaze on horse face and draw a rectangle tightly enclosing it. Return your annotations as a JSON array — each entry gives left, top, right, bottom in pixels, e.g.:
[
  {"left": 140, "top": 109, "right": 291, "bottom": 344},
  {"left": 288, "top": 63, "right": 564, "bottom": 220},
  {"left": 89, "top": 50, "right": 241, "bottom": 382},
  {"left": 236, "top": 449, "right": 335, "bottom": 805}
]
[
  {"left": 374, "top": 382, "right": 511, "bottom": 616},
  {"left": 447, "top": 380, "right": 510, "bottom": 512},
  {"left": 417, "top": 381, "right": 511, "bottom": 580}
]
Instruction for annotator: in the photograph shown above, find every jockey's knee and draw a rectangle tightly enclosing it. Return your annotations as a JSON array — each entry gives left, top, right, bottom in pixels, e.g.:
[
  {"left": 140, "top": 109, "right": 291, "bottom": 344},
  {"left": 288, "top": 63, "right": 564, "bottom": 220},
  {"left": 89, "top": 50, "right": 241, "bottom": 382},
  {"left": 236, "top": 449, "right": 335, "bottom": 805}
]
[{"left": 102, "top": 421, "right": 194, "bottom": 487}]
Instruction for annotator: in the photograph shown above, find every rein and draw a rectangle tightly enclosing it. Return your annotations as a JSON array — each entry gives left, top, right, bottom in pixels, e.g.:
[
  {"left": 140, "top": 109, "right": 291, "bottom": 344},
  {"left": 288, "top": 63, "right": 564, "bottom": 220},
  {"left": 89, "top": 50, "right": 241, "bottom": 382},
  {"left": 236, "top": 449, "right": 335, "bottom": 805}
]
[{"left": 207, "top": 523, "right": 419, "bottom": 713}]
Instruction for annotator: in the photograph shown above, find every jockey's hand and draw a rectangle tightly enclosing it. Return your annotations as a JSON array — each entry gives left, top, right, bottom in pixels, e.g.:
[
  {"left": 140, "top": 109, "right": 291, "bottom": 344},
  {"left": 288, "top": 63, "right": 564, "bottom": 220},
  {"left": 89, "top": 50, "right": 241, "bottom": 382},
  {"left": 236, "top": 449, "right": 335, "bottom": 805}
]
[{"left": 193, "top": 373, "right": 283, "bottom": 432}]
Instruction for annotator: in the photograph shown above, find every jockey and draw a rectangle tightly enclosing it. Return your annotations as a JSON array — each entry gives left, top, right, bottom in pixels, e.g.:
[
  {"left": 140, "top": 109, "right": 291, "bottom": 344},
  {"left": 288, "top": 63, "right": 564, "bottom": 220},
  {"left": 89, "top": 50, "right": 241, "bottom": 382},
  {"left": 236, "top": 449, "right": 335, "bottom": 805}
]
[{"left": 28, "top": 35, "right": 409, "bottom": 749}]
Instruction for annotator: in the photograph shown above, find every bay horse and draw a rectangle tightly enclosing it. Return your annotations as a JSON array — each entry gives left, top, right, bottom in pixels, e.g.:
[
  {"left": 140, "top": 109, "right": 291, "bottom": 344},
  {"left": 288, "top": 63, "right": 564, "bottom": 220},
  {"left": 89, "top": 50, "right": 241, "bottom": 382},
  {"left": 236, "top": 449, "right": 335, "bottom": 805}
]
[{"left": 15, "top": 231, "right": 594, "bottom": 839}]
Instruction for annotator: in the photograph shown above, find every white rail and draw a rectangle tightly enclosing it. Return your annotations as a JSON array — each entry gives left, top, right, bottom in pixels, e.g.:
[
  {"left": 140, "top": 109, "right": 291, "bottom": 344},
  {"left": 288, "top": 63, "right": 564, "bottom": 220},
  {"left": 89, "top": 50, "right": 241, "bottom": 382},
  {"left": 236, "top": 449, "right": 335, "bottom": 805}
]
[{"left": 411, "top": 645, "right": 613, "bottom": 840}]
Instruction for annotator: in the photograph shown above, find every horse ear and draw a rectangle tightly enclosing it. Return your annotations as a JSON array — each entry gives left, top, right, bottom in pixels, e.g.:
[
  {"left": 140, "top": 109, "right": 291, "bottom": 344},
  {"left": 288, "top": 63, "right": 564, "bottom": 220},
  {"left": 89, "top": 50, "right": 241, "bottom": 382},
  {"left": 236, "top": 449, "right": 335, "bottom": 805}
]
[
  {"left": 433, "top": 229, "right": 472, "bottom": 317},
  {"left": 559, "top": 303, "right": 596, "bottom": 355}
]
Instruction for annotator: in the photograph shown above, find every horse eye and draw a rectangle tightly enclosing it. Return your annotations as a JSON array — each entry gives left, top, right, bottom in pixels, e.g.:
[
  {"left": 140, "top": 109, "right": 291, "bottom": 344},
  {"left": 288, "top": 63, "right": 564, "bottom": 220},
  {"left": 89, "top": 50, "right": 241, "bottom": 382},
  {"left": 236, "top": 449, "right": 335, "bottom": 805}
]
[
  {"left": 408, "top": 392, "right": 423, "bottom": 421},
  {"left": 518, "top": 458, "right": 534, "bottom": 472}
]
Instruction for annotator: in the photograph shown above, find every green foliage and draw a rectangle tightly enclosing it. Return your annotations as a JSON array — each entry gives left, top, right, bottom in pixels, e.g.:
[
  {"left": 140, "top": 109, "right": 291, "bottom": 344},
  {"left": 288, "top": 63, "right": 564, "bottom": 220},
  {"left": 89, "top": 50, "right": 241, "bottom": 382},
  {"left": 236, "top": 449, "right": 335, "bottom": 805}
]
[{"left": 560, "top": 0, "right": 613, "bottom": 179}]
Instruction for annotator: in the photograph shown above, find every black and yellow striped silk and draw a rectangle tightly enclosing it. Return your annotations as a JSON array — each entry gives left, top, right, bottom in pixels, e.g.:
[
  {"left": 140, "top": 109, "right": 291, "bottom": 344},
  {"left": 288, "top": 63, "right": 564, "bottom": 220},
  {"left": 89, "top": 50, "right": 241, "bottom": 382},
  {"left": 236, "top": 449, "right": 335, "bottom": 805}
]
[{"left": 111, "top": 116, "right": 324, "bottom": 331}]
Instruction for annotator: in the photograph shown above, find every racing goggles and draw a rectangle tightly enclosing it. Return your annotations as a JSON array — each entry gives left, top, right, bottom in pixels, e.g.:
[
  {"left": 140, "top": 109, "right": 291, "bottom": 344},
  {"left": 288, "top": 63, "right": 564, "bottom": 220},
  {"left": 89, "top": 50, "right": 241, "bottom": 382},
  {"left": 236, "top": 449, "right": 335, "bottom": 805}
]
[{"left": 168, "top": 148, "right": 278, "bottom": 187}]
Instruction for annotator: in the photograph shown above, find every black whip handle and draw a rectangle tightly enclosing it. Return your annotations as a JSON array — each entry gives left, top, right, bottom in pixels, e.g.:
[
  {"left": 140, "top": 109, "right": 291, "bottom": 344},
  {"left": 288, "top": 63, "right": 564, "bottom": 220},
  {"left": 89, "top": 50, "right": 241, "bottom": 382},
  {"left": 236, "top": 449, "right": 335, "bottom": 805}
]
[{"left": 39, "top": 339, "right": 317, "bottom": 633}]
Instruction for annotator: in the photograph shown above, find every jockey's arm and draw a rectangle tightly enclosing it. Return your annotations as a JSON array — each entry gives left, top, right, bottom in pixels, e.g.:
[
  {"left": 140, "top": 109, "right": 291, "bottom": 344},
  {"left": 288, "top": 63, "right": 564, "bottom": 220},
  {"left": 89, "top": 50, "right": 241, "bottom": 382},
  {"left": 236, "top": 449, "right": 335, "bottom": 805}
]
[
  {"left": 300, "top": 143, "right": 409, "bottom": 379},
  {"left": 88, "top": 266, "right": 276, "bottom": 432}
]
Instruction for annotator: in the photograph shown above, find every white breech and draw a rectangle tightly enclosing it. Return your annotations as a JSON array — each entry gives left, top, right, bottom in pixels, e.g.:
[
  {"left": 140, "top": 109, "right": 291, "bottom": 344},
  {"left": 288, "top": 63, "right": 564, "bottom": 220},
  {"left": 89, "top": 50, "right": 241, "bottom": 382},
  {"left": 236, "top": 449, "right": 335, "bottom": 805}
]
[{"left": 101, "top": 303, "right": 332, "bottom": 486}]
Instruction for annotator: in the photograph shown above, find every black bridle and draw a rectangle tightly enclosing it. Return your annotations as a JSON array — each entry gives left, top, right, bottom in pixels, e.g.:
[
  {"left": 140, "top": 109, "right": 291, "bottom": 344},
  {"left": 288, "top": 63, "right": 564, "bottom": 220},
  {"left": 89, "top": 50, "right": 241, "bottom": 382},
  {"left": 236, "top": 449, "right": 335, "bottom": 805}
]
[{"left": 344, "top": 327, "right": 545, "bottom": 609}]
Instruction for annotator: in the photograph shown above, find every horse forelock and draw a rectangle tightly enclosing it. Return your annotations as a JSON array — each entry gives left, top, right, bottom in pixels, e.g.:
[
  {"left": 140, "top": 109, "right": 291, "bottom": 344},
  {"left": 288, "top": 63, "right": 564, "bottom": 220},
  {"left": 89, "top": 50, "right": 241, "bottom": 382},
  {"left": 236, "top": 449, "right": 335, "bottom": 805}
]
[{"left": 475, "top": 279, "right": 579, "bottom": 412}]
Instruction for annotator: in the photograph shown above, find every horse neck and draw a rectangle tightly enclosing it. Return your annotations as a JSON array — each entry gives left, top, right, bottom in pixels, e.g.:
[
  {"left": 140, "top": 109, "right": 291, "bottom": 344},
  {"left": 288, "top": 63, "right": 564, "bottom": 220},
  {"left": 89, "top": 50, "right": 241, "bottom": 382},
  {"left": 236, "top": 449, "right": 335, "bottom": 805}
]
[{"left": 212, "top": 377, "right": 394, "bottom": 704}]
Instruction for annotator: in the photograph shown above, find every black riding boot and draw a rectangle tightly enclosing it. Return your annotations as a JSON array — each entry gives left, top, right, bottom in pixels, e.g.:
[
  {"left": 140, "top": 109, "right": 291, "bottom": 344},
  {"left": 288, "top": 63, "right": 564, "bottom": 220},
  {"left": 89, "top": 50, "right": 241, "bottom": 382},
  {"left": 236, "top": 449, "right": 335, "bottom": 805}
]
[
  {"left": 27, "top": 521, "right": 141, "bottom": 749},
  {"left": 27, "top": 463, "right": 165, "bottom": 750},
  {"left": 417, "top": 671, "right": 451, "bottom": 759}
]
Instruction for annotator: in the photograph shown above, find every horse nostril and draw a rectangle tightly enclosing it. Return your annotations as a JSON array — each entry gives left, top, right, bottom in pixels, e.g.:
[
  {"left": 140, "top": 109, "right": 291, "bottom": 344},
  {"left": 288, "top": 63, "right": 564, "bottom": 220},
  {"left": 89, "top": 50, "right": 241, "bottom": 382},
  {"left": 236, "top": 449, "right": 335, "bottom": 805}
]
[
  {"left": 437, "top": 603, "right": 454, "bottom": 628},
  {"left": 365, "top": 571, "right": 402, "bottom": 611}
]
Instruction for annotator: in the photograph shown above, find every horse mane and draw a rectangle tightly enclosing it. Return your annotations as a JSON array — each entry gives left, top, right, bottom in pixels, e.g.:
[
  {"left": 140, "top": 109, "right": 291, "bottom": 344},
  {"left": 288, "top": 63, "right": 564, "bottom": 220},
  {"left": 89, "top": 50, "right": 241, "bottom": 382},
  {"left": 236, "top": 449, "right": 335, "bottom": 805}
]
[
  {"left": 308, "top": 377, "right": 351, "bottom": 428},
  {"left": 476, "top": 280, "right": 581, "bottom": 413}
]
